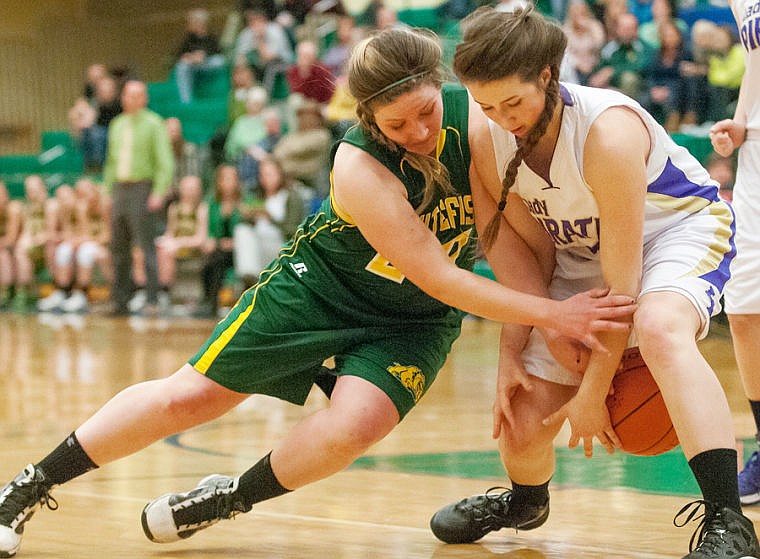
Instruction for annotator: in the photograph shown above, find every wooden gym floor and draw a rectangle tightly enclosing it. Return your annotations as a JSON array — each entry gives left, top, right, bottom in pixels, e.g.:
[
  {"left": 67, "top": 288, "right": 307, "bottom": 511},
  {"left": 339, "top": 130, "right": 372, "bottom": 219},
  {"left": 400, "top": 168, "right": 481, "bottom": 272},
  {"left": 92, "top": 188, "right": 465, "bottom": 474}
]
[{"left": 0, "top": 311, "right": 756, "bottom": 558}]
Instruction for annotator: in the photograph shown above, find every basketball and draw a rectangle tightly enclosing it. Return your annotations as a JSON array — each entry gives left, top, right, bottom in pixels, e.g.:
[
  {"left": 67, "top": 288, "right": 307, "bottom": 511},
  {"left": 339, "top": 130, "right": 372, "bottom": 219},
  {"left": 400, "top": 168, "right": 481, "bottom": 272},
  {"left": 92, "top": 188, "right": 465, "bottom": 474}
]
[{"left": 606, "top": 347, "right": 679, "bottom": 456}]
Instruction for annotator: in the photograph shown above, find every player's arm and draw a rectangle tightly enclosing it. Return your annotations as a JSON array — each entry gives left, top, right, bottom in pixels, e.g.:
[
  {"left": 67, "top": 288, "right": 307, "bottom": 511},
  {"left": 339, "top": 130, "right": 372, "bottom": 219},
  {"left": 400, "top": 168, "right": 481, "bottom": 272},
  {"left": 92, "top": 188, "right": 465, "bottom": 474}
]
[
  {"left": 332, "top": 141, "right": 633, "bottom": 350},
  {"left": 543, "top": 106, "right": 647, "bottom": 456}
]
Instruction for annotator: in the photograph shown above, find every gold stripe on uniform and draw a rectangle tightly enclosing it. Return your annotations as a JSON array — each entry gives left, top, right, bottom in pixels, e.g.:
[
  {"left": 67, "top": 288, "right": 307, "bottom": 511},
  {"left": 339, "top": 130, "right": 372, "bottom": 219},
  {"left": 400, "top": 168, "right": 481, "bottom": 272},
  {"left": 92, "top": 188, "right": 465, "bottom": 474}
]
[
  {"left": 687, "top": 200, "right": 734, "bottom": 278},
  {"left": 194, "top": 217, "right": 333, "bottom": 372}
]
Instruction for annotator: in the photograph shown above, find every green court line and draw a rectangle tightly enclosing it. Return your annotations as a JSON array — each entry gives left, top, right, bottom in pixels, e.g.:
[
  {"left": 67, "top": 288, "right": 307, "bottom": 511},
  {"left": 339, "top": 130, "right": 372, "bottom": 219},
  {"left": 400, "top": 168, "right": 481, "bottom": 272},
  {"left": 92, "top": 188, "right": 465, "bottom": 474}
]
[{"left": 351, "top": 440, "right": 756, "bottom": 497}]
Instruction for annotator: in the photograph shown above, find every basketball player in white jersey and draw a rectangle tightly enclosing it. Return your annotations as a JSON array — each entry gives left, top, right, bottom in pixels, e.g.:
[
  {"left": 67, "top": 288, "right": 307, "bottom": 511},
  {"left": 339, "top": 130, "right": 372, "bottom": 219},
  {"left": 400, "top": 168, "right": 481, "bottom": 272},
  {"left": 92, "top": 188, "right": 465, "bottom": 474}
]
[
  {"left": 711, "top": 0, "right": 760, "bottom": 509},
  {"left": 430, "top": 7, "right": 760, "bottom": 559}
]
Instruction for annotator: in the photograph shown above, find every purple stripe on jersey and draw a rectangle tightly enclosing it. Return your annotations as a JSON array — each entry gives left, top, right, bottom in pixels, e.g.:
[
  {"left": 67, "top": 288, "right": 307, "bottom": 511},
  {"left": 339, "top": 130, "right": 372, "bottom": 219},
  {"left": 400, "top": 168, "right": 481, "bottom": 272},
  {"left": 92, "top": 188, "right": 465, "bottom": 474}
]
[
  {"left": 647, "top": 158, "right": 720, "bottom": 202},
  {"left": 699, "top": 201, "right": 736, "bottom": 293},
  {"left": 559, "top": 84, "right": 574, "bottom": 106}
]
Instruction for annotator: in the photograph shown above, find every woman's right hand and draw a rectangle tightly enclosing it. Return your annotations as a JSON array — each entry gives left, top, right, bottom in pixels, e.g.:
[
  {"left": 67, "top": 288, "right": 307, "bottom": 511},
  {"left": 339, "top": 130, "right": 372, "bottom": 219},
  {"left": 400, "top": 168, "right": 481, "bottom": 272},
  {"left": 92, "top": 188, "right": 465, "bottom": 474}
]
[
  {"left": 710, "top": 119, "right": 746, "bottom": 157},
  {"left": 552, "top": 288, "right": 636, "bottom": 354},
  {"left": 492, "top": 352, "right": 534, "bottom": 439}
]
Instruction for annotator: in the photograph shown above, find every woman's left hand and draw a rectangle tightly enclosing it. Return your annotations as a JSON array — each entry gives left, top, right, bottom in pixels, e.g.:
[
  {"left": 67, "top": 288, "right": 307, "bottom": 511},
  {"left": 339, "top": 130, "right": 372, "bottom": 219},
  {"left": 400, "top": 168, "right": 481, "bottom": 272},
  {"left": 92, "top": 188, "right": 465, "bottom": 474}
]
[{"left": 542, "top": 392, "right": 620, "bottom": 457}]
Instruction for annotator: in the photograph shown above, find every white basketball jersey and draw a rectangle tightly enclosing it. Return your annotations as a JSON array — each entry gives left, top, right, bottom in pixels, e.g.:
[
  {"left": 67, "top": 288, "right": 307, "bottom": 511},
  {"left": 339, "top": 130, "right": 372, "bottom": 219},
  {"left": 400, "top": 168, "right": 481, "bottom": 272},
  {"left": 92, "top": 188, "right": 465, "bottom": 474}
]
[
  {"left": 731, "top": 0, "right": 760, "bottom": 137},
  {"left": 489, "top": 83, "right": 724, "bottom": 281}
]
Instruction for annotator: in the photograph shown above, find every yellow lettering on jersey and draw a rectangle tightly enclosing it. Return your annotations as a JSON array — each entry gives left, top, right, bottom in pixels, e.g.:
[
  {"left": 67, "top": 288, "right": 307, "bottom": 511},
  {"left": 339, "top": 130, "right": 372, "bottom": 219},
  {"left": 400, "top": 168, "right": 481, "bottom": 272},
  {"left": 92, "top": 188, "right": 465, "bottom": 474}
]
[
  {"left": 365, "top": 253, "right": 405, "bottom": 284},
  {"left": 365, "top": 228, "right": 473, "bottom": 283}
]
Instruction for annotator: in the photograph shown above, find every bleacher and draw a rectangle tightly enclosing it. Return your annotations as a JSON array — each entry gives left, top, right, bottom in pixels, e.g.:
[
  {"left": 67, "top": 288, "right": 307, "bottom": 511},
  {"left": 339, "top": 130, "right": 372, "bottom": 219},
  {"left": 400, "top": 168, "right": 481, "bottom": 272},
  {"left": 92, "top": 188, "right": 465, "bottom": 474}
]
[{"left": 0, "top": 2, "right": 734, "bottom": 199}]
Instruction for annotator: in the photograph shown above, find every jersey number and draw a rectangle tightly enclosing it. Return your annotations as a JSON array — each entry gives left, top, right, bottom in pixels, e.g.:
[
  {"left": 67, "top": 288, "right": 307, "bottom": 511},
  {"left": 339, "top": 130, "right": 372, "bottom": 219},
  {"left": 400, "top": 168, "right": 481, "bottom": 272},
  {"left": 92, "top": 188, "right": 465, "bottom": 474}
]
[{"left": 364, "top": 229, "right": 472, "bottom": 284}]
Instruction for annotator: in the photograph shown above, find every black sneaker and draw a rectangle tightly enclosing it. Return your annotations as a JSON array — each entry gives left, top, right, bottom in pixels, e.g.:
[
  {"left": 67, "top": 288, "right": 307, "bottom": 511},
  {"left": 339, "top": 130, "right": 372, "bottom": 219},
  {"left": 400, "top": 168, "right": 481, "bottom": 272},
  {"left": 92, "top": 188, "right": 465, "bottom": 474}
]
[
  {"left": 675, "top": 500, "right": 760, "bottom": 558},
  {"left": 430, "top": 487, "right": 549, "bottom": 544},
  {"left": 141, "top": 474, "right": 252, "bottom": 543},
  {"left": 0, "top": 465, "right": 58, "bottom": 558}
]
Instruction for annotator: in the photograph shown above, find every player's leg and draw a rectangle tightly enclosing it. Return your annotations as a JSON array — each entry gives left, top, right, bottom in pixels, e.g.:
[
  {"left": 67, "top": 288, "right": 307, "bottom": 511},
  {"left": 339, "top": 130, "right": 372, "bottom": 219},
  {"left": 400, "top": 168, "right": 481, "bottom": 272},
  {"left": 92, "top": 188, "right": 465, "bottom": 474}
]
[
  {"left": 430, "top": 376, "right": 574, "bottom": 544},
  {"left": 141, "top": 374, "right": 400, "bottom": 543},
  {"left": 635, "top": 291, "right": 760, "bottom": 558},
  {"left": 728, "top": 313, "right": 760, "bottom": 504}
]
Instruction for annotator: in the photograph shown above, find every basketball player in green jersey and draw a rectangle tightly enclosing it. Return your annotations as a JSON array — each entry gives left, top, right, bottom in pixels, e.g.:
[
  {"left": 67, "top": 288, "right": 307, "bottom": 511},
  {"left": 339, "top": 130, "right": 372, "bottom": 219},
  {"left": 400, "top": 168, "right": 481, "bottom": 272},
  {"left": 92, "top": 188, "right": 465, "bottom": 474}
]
[{"left": 0, "top": 28, "right": 636, "bottom": 556}]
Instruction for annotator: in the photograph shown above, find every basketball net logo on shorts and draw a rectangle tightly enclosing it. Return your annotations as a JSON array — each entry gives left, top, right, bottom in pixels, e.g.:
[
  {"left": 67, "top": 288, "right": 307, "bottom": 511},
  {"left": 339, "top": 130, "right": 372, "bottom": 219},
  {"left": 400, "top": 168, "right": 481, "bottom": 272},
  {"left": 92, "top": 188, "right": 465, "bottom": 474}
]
[
  {"left": 289, "top": 262, "right": 308, "bottom": 277},
  {"left": 387, "top": 363, "right": 426, "bottom": 403}
]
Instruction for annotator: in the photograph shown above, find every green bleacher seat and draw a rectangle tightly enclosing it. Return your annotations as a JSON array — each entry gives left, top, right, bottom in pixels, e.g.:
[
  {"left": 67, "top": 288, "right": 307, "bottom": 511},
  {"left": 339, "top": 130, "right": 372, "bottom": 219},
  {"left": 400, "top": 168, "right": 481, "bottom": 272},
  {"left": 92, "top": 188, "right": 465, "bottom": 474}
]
[
  {"left": 397, "top": 8, "right": 441, "bottom": 30},
  {"left": 151, "top": 98, "right": 228, "bottom": 144},
  {"left": 0, "top": 155, "right": 43, "bottom": 175},
  {"left": 41, "top": 130, "right": 74, "bottom": 151},
  {"left": 147, "top": 81, "right": 180, "bottom": 106}
]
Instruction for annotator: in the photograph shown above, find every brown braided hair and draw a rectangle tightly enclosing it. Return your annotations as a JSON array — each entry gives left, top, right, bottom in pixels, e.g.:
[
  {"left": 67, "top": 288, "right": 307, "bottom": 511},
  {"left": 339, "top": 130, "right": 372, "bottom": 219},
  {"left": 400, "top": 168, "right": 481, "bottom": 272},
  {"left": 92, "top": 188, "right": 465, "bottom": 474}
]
[
  {"left": 348, "top": 28, "right": 452, "bottom": 213},
  {"left": 453, "top": 5, "right": 567, "bottom": 249}
]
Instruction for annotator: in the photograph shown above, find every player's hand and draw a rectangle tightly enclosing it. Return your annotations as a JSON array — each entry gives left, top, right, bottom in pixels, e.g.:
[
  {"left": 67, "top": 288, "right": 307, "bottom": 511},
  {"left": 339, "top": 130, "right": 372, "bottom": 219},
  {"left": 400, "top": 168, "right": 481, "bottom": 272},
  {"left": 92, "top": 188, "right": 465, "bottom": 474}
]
[
  {"left": 542, "top": 392, "right": 621, "bottom": 457},
  {"left": 492, "top": 355, "right": 533, "bottom": 439},
  {"left": 552, "top": 288, "right": 636, "bottom": 354},
  {"left": 710, "top": 119, "right": 746, "bottom": 157},
  {"left": 540, "top": 327, "right": 591, "bottom": 375}
]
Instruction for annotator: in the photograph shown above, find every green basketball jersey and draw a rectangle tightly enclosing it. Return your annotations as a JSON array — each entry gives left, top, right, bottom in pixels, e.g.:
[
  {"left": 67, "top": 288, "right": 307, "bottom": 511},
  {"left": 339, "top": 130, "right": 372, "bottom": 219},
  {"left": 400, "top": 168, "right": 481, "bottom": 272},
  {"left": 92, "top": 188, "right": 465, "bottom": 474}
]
[
  {"left": 277, "top": 83, "right": 475, "bottom": 325},
  {"left": 191, "top": 85, "right": 474, "bottom": 413}
]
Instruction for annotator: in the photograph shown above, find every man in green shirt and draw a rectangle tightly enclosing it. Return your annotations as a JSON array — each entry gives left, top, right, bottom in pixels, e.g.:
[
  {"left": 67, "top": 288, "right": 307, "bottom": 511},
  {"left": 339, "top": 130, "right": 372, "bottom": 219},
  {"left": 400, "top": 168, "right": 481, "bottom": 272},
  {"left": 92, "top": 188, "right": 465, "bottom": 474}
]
[{"left": 103, "top": 80, "right": 174, "bottom": 315}]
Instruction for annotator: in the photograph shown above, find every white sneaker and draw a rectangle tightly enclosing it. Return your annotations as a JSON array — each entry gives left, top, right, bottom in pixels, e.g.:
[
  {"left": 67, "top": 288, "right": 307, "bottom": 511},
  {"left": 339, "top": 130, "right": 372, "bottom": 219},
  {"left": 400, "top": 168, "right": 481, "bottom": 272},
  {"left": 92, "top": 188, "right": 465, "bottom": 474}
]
[
  {"left": 60, "top": 290, "right": 88, "bottom": 313},
  {"left": 36, "top": 290, "right": 66, "bottom": 312},
  {"left": 128, "top": 289, "right": 147, "bottom": 313},
  {"left": 141, "top": 475, "right": 250, "bottom": 543}
]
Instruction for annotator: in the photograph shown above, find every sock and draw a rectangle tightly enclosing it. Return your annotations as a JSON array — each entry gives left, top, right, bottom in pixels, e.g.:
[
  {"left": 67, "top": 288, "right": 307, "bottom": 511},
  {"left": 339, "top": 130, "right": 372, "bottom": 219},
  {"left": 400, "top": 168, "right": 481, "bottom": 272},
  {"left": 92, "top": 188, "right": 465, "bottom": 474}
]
[
  {"left": 750, "top": 401, "right": 760, "bottom": 439},
  {"left": 236, "top": 452, "right": 290, "bottom": 508},
  {"left": 510, "top": 479, "right": 550, "bottom": 506},
  {"left": 689, "top": 448, "right": 741, "bottom": 513},
  {"left": 35, "top": 432, "right": 99, "bottom": 487}
]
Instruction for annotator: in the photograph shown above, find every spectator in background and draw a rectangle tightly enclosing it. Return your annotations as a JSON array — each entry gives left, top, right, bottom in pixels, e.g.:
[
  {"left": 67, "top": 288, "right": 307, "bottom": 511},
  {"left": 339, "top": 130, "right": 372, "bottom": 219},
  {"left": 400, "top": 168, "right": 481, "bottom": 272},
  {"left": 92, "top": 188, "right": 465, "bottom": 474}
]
[
  {"left": 104, "top": 80, "right": 174, "bottom": 316},
  {"left": 599, "top": 0, "right": 629, "bottom": 44},
  {"left": 706, "top": 26, "right": 745, "bottom": 122},
  {"left": 273, "top": 98, "right": 333, "bottom": 198},
  {"left": 56, "top": 178, "right": 113, "bottom": 314},
  {"left": 0, "top": 181, "right": 23, "bottom": 310},
  {"left": 36, "top": 185, "right": 80, "bottom": 312},
  {"left": 174, "top": 8, "right": 227, "bottom": 104},
  {"left": 228, "top": 63, "right": 258, "bottom": 124},
  {"left": 589, "top": 13, "right": 654, "bottom": 103},
  {"left": 224, "top": 86, "right": 269, "bottom": 190},
  {"left": 286, "top": 40, "right": 335, "bottom": 105},
  {"left": 195, "top": 164, "right": 244, "bottom": 319},
  {"left": 234, "top": 157, "right": 307, "bottom": 286},
  {"left": 82, "top": 63, "right": 109, "bottom": 102},
  {"left": 155, "top": 175, "right": 209, "bottom": 313},
  {"left": 324, "top": 74, "right": 357, "bottom": 140},
  {"left": 375, "top": 4, "right": 405, "bottom": 30},
  {"left": 321, "top": 15, "right": 359, "bottom": 78},
  {"left": 638, "top": 0, "right": 688, "bottom": 50},
  {"left": 77, "top": 75, "right": 123, "bottom": 174},
  {"left": 642, "top": 20, "right": 699, "bottom": 131},
  {"left": 233, "top": 106, "right": 284, "bottom": 195},
  {"left": 234, "top": 9, "right": 294, "bottom": 96},
  {"left": 209, "top": 63, "right": 259, "bottom": 172},
  {"left": 563, "top": 0, "right": 606, "bottom": 84},
  {"left": 12, "top": 176, "right": 51, "bottom": 312},
  {"left": 166, "top": 117, "right": 205, "bottom": 191}
]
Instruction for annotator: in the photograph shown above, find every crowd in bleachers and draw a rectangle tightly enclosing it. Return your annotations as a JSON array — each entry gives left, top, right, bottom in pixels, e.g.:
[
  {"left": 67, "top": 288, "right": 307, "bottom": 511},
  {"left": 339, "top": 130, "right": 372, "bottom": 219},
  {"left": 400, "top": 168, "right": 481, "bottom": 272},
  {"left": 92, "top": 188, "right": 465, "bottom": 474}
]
[{"left": 0, "top": 0, "right": 742, "bottom": 319}]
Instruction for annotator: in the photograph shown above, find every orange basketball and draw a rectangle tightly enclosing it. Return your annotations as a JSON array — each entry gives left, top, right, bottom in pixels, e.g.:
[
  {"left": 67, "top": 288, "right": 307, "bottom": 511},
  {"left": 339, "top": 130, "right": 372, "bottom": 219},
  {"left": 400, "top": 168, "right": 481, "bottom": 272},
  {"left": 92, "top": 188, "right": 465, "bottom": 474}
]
[{"left": 605, "top": 347, "right": 679, "bottom": 456}]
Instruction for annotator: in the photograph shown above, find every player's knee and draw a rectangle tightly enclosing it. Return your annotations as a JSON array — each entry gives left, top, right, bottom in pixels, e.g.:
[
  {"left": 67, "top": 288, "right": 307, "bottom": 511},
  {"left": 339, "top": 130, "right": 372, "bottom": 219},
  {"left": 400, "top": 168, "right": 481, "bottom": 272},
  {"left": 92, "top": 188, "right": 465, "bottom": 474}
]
[
  {"left": 633, "top": 306, "right": 682, "bottom": 365},
  {"left": 326, "top": 411, "right": 395, "bottom": 455},
  {"left": 500, "top": 418, "right": 551, "bottom": 456}
]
